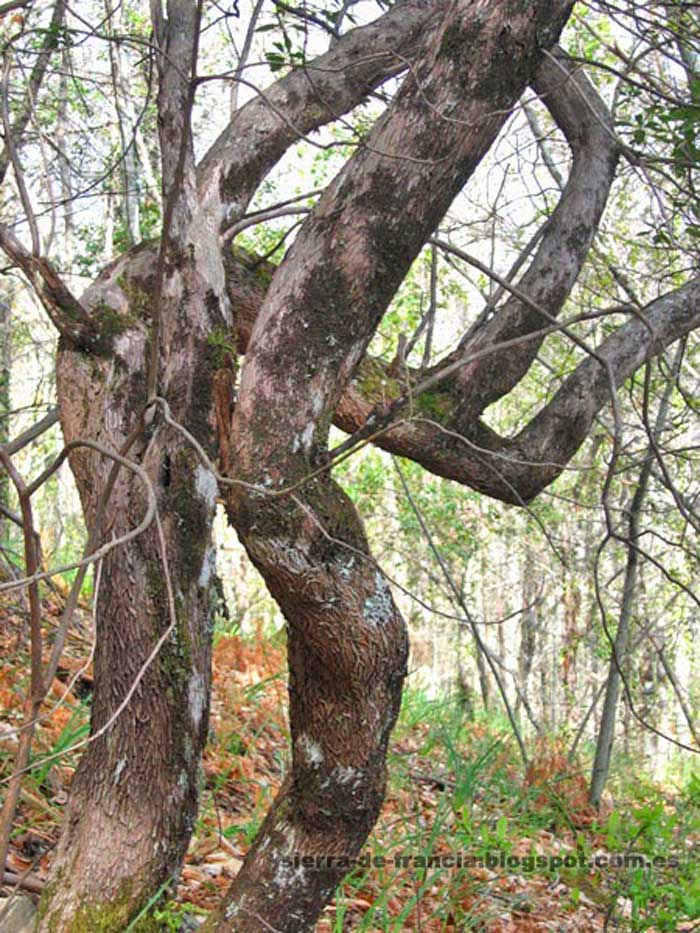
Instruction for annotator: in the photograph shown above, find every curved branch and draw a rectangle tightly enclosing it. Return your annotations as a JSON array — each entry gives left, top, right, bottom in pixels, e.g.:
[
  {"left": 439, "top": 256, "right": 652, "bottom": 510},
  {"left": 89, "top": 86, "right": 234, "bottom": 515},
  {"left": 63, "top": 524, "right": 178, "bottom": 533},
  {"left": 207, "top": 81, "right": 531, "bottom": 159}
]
[
  {"left": 337, "top": 278, "right": 700, "bottom": 504},
  {"left": 447, "top": 47, "right": 620, "bottom": 425},
  {"left": 196, "top": 0, "right": 449, "bottom": 221},
  {"left": 219, "top": 249, "right": 700, "bottom": 505}
]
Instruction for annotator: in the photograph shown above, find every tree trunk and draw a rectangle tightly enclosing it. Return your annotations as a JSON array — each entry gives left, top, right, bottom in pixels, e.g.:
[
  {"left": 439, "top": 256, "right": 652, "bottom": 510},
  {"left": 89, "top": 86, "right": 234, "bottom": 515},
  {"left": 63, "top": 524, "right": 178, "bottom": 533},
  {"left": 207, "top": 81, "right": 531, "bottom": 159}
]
[
  {"left": 38, "top": 251, "right": 223, "bottom": 929},
  {"left": 589, "top": 351, "right": 680, "bottom": 807},
  {"left": 38, "top": 1, "right": 237, "bottom": 921},
  {"left": 38, "top": 517, "right": 213, "bottom": 931},
  {"left": 211, "top": 477, "right": 408, "bottom": 932},
  {"left": 0, "top": 284, "right": 11, "bottom": 526},
  {"left": 517, "top": 540, "right": 538, "bottom": 728}
]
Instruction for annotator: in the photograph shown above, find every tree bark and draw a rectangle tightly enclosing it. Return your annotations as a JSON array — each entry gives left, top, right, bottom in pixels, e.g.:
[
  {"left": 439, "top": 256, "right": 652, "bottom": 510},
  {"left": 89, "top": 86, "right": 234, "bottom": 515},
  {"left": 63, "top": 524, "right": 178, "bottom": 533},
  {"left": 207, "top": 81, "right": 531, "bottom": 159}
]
[
  {"left": 38, "top": 0, "right": 233, "bottom": 923},
  {"left": 0, "top": 284, "right": 12, "bottom": 527},
  {"left": 210, "top": 3, "right": 573, "bottom": 928},
  {"left": 37, "top": 251, "right": 223, "bottom": 930}
]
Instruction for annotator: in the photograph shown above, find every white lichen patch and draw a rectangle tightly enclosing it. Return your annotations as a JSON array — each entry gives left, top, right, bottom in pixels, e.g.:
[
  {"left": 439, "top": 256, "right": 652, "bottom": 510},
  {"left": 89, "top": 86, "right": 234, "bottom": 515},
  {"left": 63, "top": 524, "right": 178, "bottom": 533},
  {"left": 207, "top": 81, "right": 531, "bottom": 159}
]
[
  {"left": 338, "top": 554, "right": 355, "bottom": 579},
  {"left": 194, "top": 464, "right": 218, "bottom": 510},
  {"left": 272, "top": 854, "right": 306, "bottom": 891},
  {"left": 113, "top": 757, "right": 127, "bottom": 785},
  {"left": 332, "top": 764, "right": 360, "bottom": 786},
  {"left": 188, "top": 672, "right": 206, "bottom": 732},
  {"left": 198, "top": 543, "right": 216, "bottom": 590},
  {"left": 291, "top": 422, "right": 316, "bottom": 453},
  {"left": 297, "top": 732, "right": 324, "bottom": 768},
  {"left": 113, "top": 331, "right": 146, "bottom": 374},
  {"left": 311, "top": 387, "right": 325, "bottom": 417},
  {"left": 363, "top": 570, "right": 393, "bottom": 626}
]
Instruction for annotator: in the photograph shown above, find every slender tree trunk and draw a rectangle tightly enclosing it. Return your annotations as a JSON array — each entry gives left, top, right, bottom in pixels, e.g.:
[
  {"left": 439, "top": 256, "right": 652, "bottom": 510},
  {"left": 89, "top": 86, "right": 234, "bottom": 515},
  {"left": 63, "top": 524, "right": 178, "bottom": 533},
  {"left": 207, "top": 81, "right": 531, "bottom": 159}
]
[
  {"left": 517, "top": 540, "right": 538, "bottom": 727},
  {"left": 590, "top": 482, "right": 648, "bottom": 807},
  {"left": 106, "top": 0, "right": 141, "bottom": 247},
  {"left": 0, "top": 287, "right": 11, "bottom": 525},
  {"left": 655, "top": 640, "right": 700, "bottom": 747},
  {"left": 590, "top": 353, "right": 679, "bottom": 807},
  {"left": 478, "top": 545, "right": 492, "bottom": 711}
]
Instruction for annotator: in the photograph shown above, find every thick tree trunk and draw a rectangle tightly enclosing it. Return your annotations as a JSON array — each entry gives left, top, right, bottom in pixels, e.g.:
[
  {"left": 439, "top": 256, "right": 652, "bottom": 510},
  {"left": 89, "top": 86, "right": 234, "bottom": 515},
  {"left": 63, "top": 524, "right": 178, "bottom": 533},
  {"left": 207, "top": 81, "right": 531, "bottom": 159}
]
[
  {"left": 211, "top": 479, "right": 408, "bottom": 932},
  {"left": 38, "top": 230, "right": 228, "bottom": 929},
  {"left": 38, "top": 518, "right": 213, "bottom": 931},
  {"left": 209, "top": 3, "right": 573, "bottom": 927},
  {"left": 38, "top": 2, "right": 236, "bottom": 923}
]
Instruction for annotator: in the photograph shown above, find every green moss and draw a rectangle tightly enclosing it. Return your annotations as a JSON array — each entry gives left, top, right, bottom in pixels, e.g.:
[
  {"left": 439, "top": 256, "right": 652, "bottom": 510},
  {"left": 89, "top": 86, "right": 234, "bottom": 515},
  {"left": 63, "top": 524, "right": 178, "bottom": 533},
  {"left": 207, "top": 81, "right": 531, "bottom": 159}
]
[
  {"left": 206, "top": 326, "right": 238, "bottom": 368},
  {"left": 355, "top": 358, "right": 401, "bottom": 406},
  {"left": 116, "top": 270, "right": 156, "bottom": 322},
  {"left": 166, "top": 448, "right": 211, "bottom": 587},
  {"left": 86, "top": 301, "right": 135, "bottom": 357},
  {"left": 231, "top": 243, "right": 276, "bottom": 287},
  {"left": 415, "top": 389, "right": 454, "bottom": 420},
  {"left": 305, "top": 477, "right": 368, "bottom": 559},
  {"left": 184, "top": 343, "right": 217, "bottom": 449},
  {"left": 37, "top": 876, "right": 149, "bottom": 933},
  {"left": 145, "top": 550, "right": 167, "bottom": 603}
]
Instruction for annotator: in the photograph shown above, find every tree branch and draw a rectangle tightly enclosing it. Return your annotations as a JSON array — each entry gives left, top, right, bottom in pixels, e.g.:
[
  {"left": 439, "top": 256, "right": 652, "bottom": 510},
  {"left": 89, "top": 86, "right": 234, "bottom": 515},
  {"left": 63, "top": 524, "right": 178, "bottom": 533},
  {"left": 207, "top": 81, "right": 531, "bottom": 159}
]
[
  {"left": 446, "top": 47, "right": 621, "bottom": 426},
  {"left": 218, "top": 248, "right": 700, "bottom": 505},
  {"left": 0, "top": 224, "right": 99, "bottom": 348},
  {"left": 196, "top": 0, "right": 449, "bottom": 223},
  {"left": 0, "top": 0, "right": 66, "bottom": 187}
]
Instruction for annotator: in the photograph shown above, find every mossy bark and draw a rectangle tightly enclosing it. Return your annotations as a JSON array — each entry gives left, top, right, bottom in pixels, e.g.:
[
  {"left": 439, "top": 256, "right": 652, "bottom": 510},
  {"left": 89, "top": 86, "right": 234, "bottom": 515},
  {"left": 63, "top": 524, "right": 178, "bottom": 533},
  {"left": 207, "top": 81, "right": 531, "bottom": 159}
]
[
  {"left": 39, "top": 363, "right": 217, "bottom": 931},
  {"left": 39, "top": 189, "right": 228, "bottom": 928}
]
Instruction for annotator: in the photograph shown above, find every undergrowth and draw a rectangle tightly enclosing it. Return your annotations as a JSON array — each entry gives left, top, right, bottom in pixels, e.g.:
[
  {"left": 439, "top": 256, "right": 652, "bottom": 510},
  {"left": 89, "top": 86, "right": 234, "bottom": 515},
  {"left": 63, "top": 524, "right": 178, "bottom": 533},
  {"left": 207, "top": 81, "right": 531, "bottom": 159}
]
[{"left": 1, "top": 608, "right": 698, "bottom": 931}]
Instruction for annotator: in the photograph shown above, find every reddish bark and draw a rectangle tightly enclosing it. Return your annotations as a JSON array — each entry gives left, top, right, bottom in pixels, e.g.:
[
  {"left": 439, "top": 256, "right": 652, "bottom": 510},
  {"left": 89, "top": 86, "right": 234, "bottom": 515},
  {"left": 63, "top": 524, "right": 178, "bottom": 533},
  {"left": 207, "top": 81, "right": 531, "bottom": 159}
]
[
  {"left": 8, "top": 0, "right": 698, "bottom": 930},
  {"left": 210, "top": 2, "right": 574, "bottom": 929}
]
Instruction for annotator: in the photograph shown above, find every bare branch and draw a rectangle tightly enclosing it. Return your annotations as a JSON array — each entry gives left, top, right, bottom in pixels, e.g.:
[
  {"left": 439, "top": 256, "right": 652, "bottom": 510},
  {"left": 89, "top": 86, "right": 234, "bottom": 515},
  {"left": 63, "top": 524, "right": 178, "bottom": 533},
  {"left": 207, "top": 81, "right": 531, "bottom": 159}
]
[
  {"left": 0, "top": 0, "right": 66, "bottom": 187},
  {"left": 0, "top": 223, "right": 98, "bottom": 348},
  {"left": 3, "top": 406, "right": 58, "bottom": 455}
]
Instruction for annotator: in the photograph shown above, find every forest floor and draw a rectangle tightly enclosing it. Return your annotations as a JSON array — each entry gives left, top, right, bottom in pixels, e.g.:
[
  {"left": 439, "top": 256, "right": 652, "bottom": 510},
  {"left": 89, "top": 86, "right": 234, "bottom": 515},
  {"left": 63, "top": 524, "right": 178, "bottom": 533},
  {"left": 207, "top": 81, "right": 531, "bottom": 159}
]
[{"left": 0, "top": 592, "right": 698, "bottom": 931}]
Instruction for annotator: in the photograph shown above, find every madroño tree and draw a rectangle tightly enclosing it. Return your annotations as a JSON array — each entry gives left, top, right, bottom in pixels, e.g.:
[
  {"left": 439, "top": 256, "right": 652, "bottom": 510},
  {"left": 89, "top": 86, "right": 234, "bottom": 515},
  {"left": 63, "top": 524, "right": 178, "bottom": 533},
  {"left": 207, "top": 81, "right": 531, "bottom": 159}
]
[{"left": 0, "top": 0, "right": 698, "bottom": 930}]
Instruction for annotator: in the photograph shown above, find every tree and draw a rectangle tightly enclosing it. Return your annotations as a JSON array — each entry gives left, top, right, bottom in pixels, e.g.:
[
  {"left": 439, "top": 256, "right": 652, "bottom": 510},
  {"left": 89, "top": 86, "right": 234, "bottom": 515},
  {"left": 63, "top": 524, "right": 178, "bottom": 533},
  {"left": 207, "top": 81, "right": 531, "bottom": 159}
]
[{"left": 1, "top": 0, "right": 699, "bottom": 930}]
